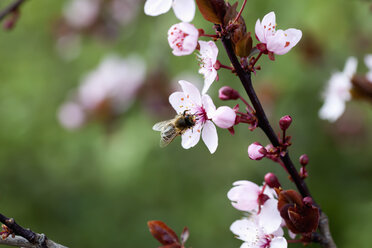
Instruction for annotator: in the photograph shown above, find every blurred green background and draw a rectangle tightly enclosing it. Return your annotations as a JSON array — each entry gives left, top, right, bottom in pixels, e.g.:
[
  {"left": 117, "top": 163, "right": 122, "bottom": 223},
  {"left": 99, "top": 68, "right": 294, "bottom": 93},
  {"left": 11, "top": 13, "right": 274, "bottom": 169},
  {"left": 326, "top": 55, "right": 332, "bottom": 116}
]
[{"left": 1, "top": 0, "right": 372, "bottom": 247}]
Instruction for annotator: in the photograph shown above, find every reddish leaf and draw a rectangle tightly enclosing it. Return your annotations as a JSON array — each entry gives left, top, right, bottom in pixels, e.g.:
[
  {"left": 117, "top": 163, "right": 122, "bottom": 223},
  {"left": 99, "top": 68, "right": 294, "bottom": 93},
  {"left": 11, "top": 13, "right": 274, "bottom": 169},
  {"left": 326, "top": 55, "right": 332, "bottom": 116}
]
[
  {"left": 235, "top": 33, "right": 252, "bottom": 57},
  {"left": 223, "top": 2, "right": 238, "bottom": 26},
  {"left": 180, "top": 226, "right": 189, "bottom": 244},
  {"left": 148, "top": 220, "right": 180, "bottom": 245},
  {"left": 196, "top": 0, "right": 227, "bottom": 24}
]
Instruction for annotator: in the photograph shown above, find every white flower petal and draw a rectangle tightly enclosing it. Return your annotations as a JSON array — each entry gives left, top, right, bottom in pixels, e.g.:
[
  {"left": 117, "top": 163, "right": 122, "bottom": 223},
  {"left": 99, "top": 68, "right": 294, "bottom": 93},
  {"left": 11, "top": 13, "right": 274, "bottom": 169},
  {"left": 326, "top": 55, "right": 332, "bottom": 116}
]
[
  {"left": 230, "top": 218, "right": 259, "bottom": 243},
  {"left": 258, "top": 199, "right": 282, "bottom": 234},
  {"left": 201, "top": 94, "right": 216, "bottom": 117},
  {"left": 169, "top": 91, "right": 193, "bottom": 113},
  {"left": 319, "top": 96, "right": 345, "bottom": 122},
  {"left": 261, "top": 11, "right": 276, "bottom": 41},
  {"left": 269, "top": 28, "right": 302, "bottom": 55},
  {"left": 179, "top": 80, "right": 202, "bottom": 106},
  {"left": 255, "top": 19, "right": 265, "bottom": 43},
  {"left": 343, "top": 56, "right": 358, "bottom": 78},
  {"left": 364, "top": 54, "right": 372, "bottom": 70},
  {"left": 201, "top": 121, "right": 218, "bottom": 153},
  {"left": 202, "top": 69, "right": 218, "bottom": 94},
  {"left": 181, "top": 122, "right": 202, "bottom": 149},
  {"left": 172, "top": 0, "right": 195, "bottom": 22},
  {"left": 144, "top": 0, "right": 172, "bottom": 16},
  {"left": 227, "top": 181, "right": 260, "bottom": 212},
  {"left": 270, "top": 237, "right": 288, "bottom": 248}
]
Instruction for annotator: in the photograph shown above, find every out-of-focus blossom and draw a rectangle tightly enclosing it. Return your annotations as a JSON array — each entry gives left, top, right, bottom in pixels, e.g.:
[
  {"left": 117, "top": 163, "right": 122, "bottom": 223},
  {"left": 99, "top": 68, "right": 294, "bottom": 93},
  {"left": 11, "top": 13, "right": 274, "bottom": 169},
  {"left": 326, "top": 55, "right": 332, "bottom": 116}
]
[
  {"left": 230, "top": 199, "right": 287, "bottom": 248},
  {"left": 58, "top": 102, "right": 86, "bottom": 130},
  {"left": 110, "top": 0, "right": 140, "bottom": 26},
  {"left": 55, "top": 34, "right": 82, "bottom": 61},
  {"left": 255, "top": 12, "right": 302, "bottom": 56},
  {"left": 198, "top": 41, "right": 219, "bottom": 94},
  {"left": 58, "top": 55, "right": 146, "bottom": 130},
  {"left": 364, "top": 54, "right": 372, "bottom": 82},
  {"left": 63, "top": 0, "right": 100, "bottom": 29},
  {"left": 319, "top": 57, "right": 357, "bottom": 122},
  {"left": 144, "top": 0, "right": 196, "bottom": 22},
  {"left": 168, "top": 22, "right": 199, "bottom": 56},
  {"left": 248, "top": 142, "right": 267, "bottom": 160},
  {"left": 211, "top": 106, "right": 236, "bottom": 129},
  {"left": 169, "top": 80, "right": 218, "bottom": 153}
]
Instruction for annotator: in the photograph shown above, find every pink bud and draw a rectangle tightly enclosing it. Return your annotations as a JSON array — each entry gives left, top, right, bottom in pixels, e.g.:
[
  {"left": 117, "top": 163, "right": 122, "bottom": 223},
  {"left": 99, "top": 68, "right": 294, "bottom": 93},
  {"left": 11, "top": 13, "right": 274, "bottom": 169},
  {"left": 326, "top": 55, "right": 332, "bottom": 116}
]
[
  {"left": 303, "top": 196, "right": 314, "bottom": 207},
  {"left": 212, "top": 106, "right": 236, "bottom": 129},
  {"left": 264, "top": 172, "right": 281, "bottom": 188},
  {"left": 279, "top": 115, "right": 292, "bottom": 130},
  {"left": 248, "top": 142, "right": 267, "bottom": 160},
  {"left": 299, "top": 154, "right": 309, "bottom": 166},
  {"left": 218, "top": 86, "right": 240, "bottom": 100}
]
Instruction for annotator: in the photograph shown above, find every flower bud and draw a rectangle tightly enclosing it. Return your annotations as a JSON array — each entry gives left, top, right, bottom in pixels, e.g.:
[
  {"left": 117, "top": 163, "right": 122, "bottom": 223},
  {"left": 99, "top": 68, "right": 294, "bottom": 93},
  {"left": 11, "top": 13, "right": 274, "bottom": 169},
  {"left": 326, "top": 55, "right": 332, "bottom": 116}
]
[
  {"left": 212, "top": 106, "right": 236, "bottom": 129},
  {"left": 248, "top": 142, "right": 267, "bottom": 160},
  {"left": 279, "top": 115, "right": 292, "bottom": 130},
  {"left": 218, "top": 86, "right": 240, "bottom": 100},
  {"left": 303, "top": 196, "right": 314, "bottom": 207},
  {"left": 299, "top": 154, "right": 309, "bottom": 166},
  {"left": 264, "top": 172, "right": 281, "bottom": 188}
]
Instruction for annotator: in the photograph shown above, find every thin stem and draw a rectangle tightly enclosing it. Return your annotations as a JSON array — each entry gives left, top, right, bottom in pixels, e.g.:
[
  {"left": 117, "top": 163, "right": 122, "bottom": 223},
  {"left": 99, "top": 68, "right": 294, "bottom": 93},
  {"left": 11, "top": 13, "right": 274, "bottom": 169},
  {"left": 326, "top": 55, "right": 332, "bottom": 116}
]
[
  {"left": 219, "top": 64, "right": 234, "bottom": 70},
  {"left": 0, "top": 0, "right": 26, "bottom": 21},
  {"left": 250, "top": 51, "right": 263, "bottom": 70},
  {"left": 233, "top": 0, "right": 248, "bottom": 23},
  {"left": 220, "top": 35, "right": 337, "bottom": 248}
]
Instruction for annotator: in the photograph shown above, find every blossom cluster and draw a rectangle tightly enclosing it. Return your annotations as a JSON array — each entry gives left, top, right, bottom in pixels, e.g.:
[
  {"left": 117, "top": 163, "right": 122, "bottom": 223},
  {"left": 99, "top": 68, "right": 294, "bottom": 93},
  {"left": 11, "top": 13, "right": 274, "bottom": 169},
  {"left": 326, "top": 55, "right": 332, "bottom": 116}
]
[{"left": 228, "top": 180, "right": 288, "bottom": 248}]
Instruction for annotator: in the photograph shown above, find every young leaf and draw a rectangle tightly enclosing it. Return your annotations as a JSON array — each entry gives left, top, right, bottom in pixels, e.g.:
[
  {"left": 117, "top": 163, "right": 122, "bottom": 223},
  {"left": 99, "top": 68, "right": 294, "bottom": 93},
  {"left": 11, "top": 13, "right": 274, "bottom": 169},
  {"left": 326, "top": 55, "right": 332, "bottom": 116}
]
[
  {"left": 180, "top": 226, "right": 189, "bottom": 244},
  {"left": 148, "top": 220, "right": 180, "bottom": 245},
  {"left": 196, "top": 0, "right": 227, "bottom": 24}
]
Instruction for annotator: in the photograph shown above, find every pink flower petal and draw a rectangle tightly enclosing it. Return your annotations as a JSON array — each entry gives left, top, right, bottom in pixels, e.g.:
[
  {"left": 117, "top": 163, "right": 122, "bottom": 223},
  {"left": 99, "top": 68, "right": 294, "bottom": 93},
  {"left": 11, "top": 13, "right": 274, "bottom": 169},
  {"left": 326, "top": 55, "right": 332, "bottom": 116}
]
[
  {"left": 168, "top": 22, "right": 199, "bottom": 56},
  {"left": 212, "top": 106, "right": 236, "bottom": 129},
  {"left": 179, "top": 80, "right": 202, "bottom": 106},
  {"left": 202, "top": 69, "right": 218, "bottom": 94},
  {"left": 144, "top": 0, "right": 172, "bottom": 16},
  {"left": 181, "top": 122, "right": 202, "bottom": 149},
  {"left": 255, "top": 19, "right": 265, "bottom": 43},
  {"left": 172, "top": 0, "right": 195, "bottom": 22},
  {"left": 258, "top": 199, "right": 282, "bottom": 234},
  {"left": 227, "top": 180, "right": 260, "bottom": 212},
  {"left": 261, "top": 11, "right": 276, "bottom": 42},
  {"left": 201, "top": 121, "right": 218, "bottom": 153},
  {"left": 269, "top": 29, "right": 302, "bottom": 55}
]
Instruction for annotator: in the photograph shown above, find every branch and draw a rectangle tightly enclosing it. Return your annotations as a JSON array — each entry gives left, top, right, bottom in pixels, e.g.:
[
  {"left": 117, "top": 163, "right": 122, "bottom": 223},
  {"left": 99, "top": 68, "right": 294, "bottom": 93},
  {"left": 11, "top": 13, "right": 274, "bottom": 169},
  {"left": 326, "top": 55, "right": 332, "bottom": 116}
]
[
  {"left": 0, "top": 213, "right": 68, "bottom": 248},
  {"left": 220, "top": 35, "right": 336, "bottom": 248},
  {"left": 0, "top": 0, "right": 26, "bottom": 21}
]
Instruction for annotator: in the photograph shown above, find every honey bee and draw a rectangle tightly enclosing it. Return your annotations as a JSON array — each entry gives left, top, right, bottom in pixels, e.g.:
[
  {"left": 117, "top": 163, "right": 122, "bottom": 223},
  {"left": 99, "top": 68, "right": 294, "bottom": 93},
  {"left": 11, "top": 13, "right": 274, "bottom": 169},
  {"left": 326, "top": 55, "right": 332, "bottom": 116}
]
[{"left": 153, "top": 110, "right": 197, "bottom": 147}]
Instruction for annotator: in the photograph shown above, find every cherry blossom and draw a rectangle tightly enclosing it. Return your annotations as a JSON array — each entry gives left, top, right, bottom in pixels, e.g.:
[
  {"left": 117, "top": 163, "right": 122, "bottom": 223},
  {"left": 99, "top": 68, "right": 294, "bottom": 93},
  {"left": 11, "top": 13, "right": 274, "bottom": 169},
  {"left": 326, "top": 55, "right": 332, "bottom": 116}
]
[
  {"left": 168, "top": 22, "right": 199, "bottom": 56},
  {"left": 364, "top": 54, "right": 372, "bottom": 82},
  {"left": 227, "top": 180, "right": 277, "bottom": 212},
  {"left": 169, "top": 80, "right": 218, "bottom": 153},
  {"left": 144, "top": 0, "right": 196, "bottom": 22},
  {"left": 198, "top": 41, "right": 219, "bottom": 94},
  {"left": 255, "top": 12, "right": 302, "bottom": 56},
  {"left": 319, "top": 57, "right": 357, "bottom": 122},
  {"left": 58, "top": 102, "right": 86, "bottom": 130},
  {"left": 248, "top": 142, "right": 267, "bottom": 160},
  {"left": 230, "top": 199, "right": 287, "bottom": 248}
]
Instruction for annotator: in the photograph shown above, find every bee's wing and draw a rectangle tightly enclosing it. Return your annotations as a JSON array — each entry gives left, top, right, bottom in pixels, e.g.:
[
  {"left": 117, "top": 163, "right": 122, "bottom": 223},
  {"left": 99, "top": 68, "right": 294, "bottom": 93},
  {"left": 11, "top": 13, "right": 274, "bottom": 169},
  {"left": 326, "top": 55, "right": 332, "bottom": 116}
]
[
  {"left": 152, "top": 120, "right": 172, "bottom": 131},
  {"left": 159, "top": 123, "right": 180, "bottom": 148}
]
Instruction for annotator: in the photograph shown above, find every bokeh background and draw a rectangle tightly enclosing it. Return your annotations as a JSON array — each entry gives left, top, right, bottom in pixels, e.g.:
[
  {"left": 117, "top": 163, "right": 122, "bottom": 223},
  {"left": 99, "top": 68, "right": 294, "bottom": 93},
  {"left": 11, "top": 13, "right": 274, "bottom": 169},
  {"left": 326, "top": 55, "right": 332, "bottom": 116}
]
[{"left": 1, "top": 0, "right": 372, "bottom": 247}]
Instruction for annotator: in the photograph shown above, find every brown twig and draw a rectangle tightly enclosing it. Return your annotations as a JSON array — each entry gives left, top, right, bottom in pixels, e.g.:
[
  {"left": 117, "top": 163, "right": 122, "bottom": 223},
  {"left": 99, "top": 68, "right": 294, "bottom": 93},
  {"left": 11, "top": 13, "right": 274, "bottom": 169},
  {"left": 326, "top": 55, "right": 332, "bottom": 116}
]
[
  {"left": 0, "top": 0, "right": 26, "bottom": 21},
  {"left": 0, "top": 213, "right": 67, "bottom": 248}
]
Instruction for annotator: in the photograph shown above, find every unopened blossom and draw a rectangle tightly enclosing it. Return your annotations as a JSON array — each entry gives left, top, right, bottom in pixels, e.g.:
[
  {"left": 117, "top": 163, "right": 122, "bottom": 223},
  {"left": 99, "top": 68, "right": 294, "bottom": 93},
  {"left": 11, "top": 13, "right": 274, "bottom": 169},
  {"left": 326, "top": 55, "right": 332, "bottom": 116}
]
[
  {"left": 63, "top": 0, "right": 100, "bottom": 29},
  {"left": 211, "top": 106, "right": 236, "bottom": 129},
  {"left": 230, "top": 199, "right": 287, "bottom": 248},
  {"left": 144, "top": 0, "right": 195, "bottom": 22},
  {"left": 227, "top": 180, "right": 277, "bottom": 212},
  {"left": 198, "top": 41, "right": 219, "bottom": 94},
  {"left": 319, "top": 57, "right": 357, "bottom": 122},
  {"left": 255, "top": 11, "right": 302, "bottom": 56},
  {"left": 248, "top": 142, "right": 267, "bottom": 160},
  {"left": 364, "top": 54, "right": 372, "bottom": 82},
  {"left": 169, "top": 80, "right": 218, "bottom": 153},
  {"left": 168, "top": 22, "right": 199, "bottom": 56}
]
